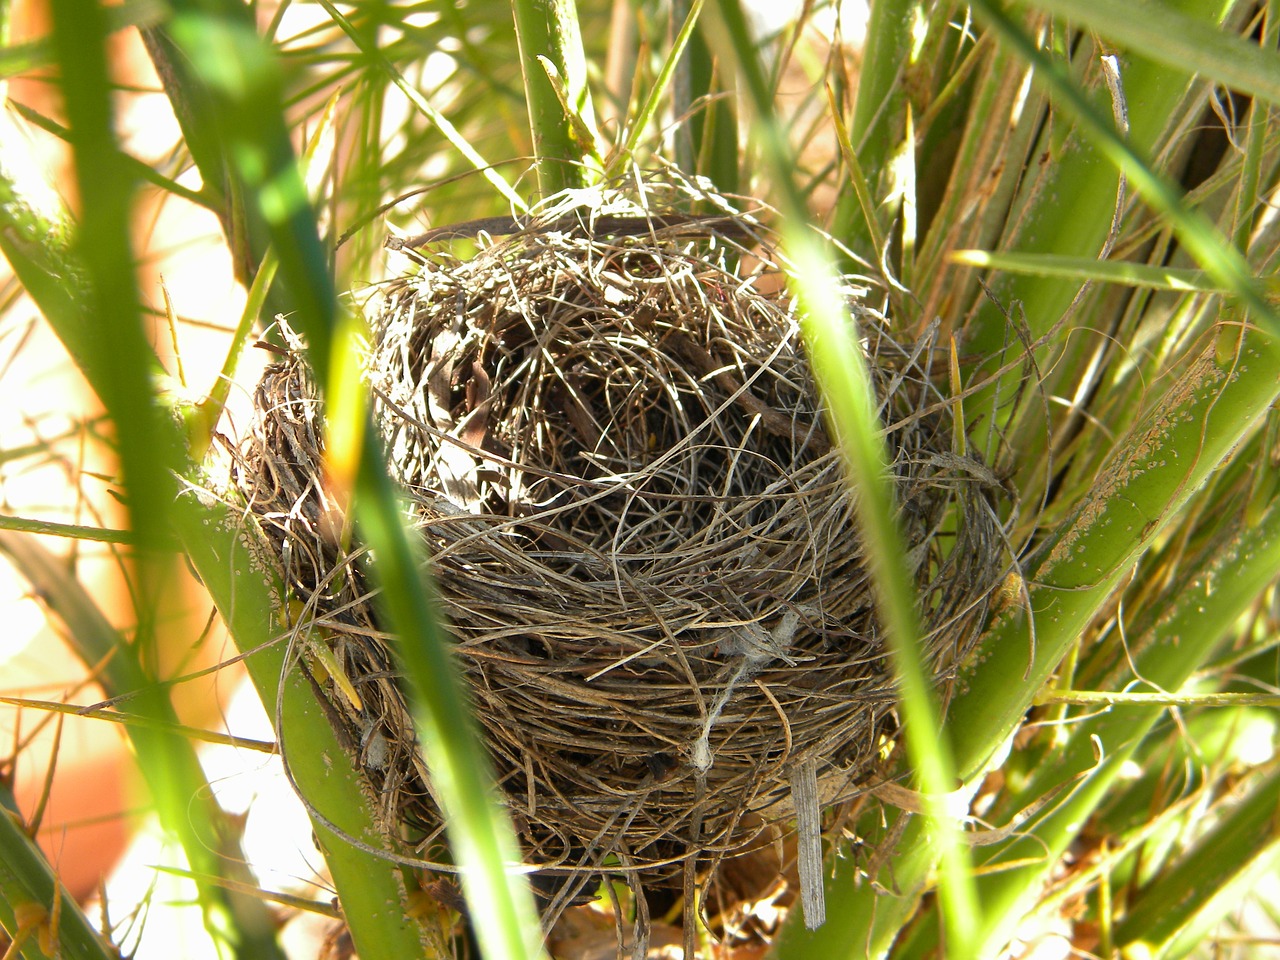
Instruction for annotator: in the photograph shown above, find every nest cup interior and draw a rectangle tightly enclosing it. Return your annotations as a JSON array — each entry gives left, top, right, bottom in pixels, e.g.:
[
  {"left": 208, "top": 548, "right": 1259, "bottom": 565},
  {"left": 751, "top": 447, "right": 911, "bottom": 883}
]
[{"left": 232, "top": 183, "right": 1006, "bottom": 918}]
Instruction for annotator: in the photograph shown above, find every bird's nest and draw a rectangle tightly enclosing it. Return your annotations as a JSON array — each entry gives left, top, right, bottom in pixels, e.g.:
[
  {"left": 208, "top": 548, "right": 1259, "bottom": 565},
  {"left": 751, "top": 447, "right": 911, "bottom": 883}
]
[{"left": 229, "top": 178, "right": 1007, "bottom": 933}]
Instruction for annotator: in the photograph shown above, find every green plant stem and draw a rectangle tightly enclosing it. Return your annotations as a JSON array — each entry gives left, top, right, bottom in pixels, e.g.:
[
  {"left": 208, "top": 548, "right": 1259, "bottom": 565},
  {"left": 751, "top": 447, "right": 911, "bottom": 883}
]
[
  {"left": 14, "top": 2, "right": 284, "bottom": 954},
  {"left": 961, "top": 0, "right": 1240, "bottom": 459},
  {"left": 829, "top": 0, "right": 913, "bottom": 252},
  {"left": 352, "top": 442, "right": 547, "bottom": 960},
  {"left": 794, "top": 311, "right": 1280, "bottom": 958},
  {"left": 712, "top": 1, "right": 979, "bottom": 956},
  {"left": 972, "top": 0, "right": 1273, "bottom": 331},
  {"left": 174, "top": 494, "right": 437, "bottom": 960},
  {"left": 0, "top": 515, "right": 138, "bottom": 544},
  {"left": 158, "top": 5, "right": 547, "bottom": 956},
  {"left": 1114, "top": 765, "right": 1280, "bottom": 953},
  {"left": 0, "top": 532, "right": 283, "bottom": 960},
  {"left": 896, "top": 438, "right": 1280, "bottom": 959},
  {"left": 1, "top": 9, "right": 430, "bottom": 955},
  {"left": 511, "top": 0, "right": 600, "bottom": 194},
  {"left": 0, "top": 696, "right": 275, "bottom": 752},
  {"left": 607, "top": 0, "right": 705, "bottom": 177},
  {"left": 0, "top": 783, "right": 117, "bottom": 960},
  {"left": 949, "top": 322, "right": 1280, "bottom": 779},
  {"left": 312, "top": 0, "right": 528, "bottom": 216},
  {"left": 48, "top": 0, "right": 174, "bottom": 555},
  {"left": 951, "top": 250, "right": 1257, "bottom": 294},
  {"left": 1033, "top": 691, "right": 1280, "bottom": 707},
  {"left": 1020, "top": 0, "right": 1280, "bottom": 105}
]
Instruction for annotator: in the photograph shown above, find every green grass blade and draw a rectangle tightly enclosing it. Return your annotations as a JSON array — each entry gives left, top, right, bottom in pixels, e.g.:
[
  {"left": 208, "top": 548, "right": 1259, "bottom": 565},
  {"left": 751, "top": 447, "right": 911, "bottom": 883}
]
[
  {"left": 712, "top": 1, "right": 979, "bottom": 955},
  {"left": 311, "top": 0, "right": 528, "bottom": 216},
  {"left": 1158, "top": 837, "right": 1280, "bottom": 960},
  {"left": 0, "top": 38, "right": 49, "bottom": 79},
  {"left": 49, "top": 0, "right": 157, "bottom": 420},
  {"left": 607, "top": 0, "right": 705, "bottom": 176},
  {"left": 189, "top": 88, "right": 335, "bottom": 458},
  {"left": 7, "top": 100, "right": 211, "bottom": 210},
  {"left": 159, "top": 5, "right": 547, "bottom": 956},
  {"left": 186, "top": 248, "right": 278, "bottom": 459},
  {"left": 685, "top": 16, "right": 739, "bottom": 193},
  {"left": 971, "top": 0, "right": 1278, "bottom": 336},
  {"left": 1020, "top": 0, "right": 1280, "bottom": 106},
  {"left": 0, "top": 696, "right": 275, "bottom": 751},
  {"left": 0, "top": 515, "right": 137, "bottom": 544},
  {"left": 825, "top": 82, "right": 892, "bottom": 285},
  {"left": 951, "top": 250, "right": 1250, "bottom": 293},
  {"left": 830, "top": 0, "right": 914, "bottom": 249},
  {"left": 352, "top": 447, "right": 547, "bottom": 960}
]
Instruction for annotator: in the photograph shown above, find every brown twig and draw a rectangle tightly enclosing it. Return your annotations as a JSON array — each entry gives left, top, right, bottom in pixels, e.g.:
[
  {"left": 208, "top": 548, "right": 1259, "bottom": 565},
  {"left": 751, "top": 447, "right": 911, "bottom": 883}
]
[{"left": 387, "top": 213, "right": 755, "bottom": 248}]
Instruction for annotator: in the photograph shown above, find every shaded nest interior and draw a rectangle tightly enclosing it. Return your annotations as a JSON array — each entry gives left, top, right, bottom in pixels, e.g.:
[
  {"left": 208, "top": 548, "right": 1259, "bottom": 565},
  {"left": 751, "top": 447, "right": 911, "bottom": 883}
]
[{"left": 230, "top": 182, "right": 1007, "bottom": 922}]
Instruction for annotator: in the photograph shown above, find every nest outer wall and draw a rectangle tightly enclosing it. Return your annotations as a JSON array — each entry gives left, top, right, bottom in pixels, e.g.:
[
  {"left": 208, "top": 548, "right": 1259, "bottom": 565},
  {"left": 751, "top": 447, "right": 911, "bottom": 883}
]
[{"left": 230, "top": 181, "right": 1007, "bottom": 912}]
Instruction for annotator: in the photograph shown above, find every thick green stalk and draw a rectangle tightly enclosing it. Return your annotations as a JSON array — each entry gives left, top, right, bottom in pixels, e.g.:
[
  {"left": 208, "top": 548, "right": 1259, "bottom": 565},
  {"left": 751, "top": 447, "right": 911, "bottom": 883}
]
[
  {"left": 770, "top": 811, "right": 935, "bottom": 959},
  {"left": 896, "top": 446, "right": 1280, "bottom": 958},
  {"left": 784, "top": 318, "right": 1280, "bottom": 958},
  {"left": 1114, "top": 765, "right": 1280, "bottom": 954},
  {"left": 950, "top": 322, "right": 1280, "bottom": 782},
  {"left": 974, "top": 0, "right": 1270, "bottom": 326},
  {"left": 961, "top": 0, "right": 1240, "bottom": 458},
  {"left": 175, "top": 494, "right": 436, "bottom": 960},
  {"left": 830, "top": 0, "right": 914, "bottom": 250},
  {"left": 511, "top": 0, "right": 600, "bottom": 195},
  {"left": 0, "top": 783, "right": 117, "bottom": 960}
]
